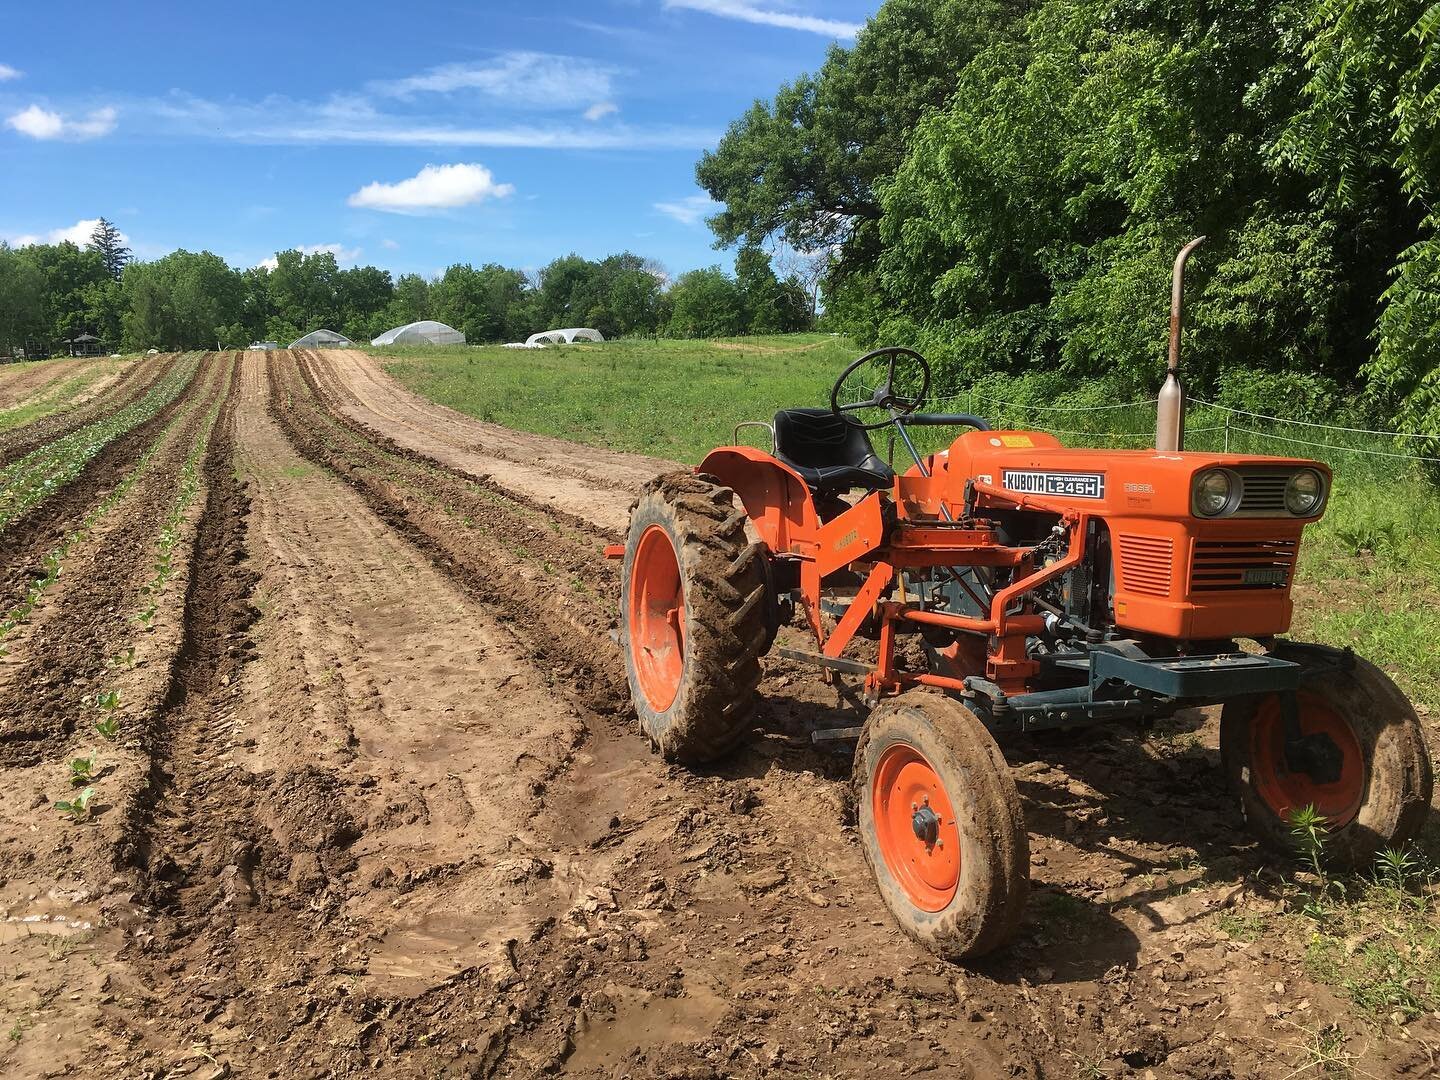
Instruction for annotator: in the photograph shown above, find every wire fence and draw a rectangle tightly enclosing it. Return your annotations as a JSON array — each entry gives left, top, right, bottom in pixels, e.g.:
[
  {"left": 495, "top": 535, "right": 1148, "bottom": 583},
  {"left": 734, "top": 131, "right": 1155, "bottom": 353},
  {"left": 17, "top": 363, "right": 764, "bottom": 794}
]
[{"left": 900, "top": 389, "right": 1440, "bottom": 473}]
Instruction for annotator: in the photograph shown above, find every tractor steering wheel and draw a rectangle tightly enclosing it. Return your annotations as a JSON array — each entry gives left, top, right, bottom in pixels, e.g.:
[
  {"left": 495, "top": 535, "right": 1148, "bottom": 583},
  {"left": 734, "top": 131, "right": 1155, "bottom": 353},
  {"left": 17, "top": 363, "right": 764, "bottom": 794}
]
[{"left": 830, "top": 347, "right": 932, "bottom": 431}]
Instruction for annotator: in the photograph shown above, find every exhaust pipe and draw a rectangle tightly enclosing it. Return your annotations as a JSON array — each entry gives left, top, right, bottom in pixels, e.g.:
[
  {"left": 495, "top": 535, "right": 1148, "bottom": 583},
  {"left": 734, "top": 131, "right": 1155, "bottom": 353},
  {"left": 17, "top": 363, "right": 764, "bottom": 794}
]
[{"left": 1157, "top": 235, "right": 1206, "bottom": 452}]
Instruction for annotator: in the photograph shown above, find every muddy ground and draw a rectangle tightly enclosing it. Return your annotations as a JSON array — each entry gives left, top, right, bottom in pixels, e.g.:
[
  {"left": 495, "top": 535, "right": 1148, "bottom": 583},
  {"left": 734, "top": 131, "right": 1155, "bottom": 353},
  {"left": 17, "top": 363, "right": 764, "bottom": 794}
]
[{"left": 0, "top": 350, "right": 1435, "bottom": 1079}]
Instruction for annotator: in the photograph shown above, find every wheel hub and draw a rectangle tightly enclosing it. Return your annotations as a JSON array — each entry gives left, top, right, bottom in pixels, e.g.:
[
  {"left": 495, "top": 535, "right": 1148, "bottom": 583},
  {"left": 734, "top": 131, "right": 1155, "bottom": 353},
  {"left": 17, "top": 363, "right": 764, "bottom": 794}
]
[
  {"left": 911, "top": 803, "right": 940, "bottom": 845},
  {"left": 871, "top": 743, "right": 960, "bottom": 912}
]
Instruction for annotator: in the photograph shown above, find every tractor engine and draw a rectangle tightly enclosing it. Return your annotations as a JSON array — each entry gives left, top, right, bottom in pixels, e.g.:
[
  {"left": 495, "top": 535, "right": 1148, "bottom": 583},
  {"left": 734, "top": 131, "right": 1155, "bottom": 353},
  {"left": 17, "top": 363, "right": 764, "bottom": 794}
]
[{"left": 932, "top": 429, "right": 1330, "bottom": 644}]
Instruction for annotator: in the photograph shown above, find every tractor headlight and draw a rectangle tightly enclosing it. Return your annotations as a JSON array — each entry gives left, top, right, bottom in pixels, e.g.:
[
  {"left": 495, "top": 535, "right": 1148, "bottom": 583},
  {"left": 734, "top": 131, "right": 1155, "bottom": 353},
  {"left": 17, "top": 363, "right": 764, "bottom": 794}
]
[
  {"left": 1193, "top": 469, "right": 1235, "bottom": 517},
  {"left": 1285, "top": 469, "right": 1325, "bottom": 516}
]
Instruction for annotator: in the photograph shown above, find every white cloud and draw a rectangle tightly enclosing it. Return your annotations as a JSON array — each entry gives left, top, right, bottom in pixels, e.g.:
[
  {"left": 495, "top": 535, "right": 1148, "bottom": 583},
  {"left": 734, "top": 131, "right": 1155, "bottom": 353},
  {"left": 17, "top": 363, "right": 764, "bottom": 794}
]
[
  {"left": 664, "top": 0, "right": 861, "bottom": 37},
  {"left": 150, "top": 91, "right": 716, "bottom": 150},
  {"left": 381, "top": 238, "right": 400, "bottom": 250},
  {"left": 655, "top": 194, "right": 722, "bottom": 226},
  {"left": 347, "top": 163, "right": 515, "bottom": 213},
  {"left": 10, "top": 218, "right": 128, "bottom": 248},
  {"left": 584, "top": 101, "right": 619, "bottom": 122},
  {"left": 256, "top": 243, "right": 362, "bottom": 270},
  {"left": 6, "top": 104, "right": 117, "bottom": 140},
  {"left": 376, "top": 52, "right": 618, "bottom": 109},
  {"left": 0, "top": 64, "right": 21, "bottom": 82}
]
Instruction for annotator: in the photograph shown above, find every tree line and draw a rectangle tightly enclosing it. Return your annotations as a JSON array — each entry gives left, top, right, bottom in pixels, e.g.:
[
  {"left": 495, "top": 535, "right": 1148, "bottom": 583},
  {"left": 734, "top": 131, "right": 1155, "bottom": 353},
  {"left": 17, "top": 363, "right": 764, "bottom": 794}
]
[
  {"left": 0, "top": 223, "right": 813, "bottom": 355},
  {"left": 698, "top": 0, "right": 1440, "bottom": 437}
]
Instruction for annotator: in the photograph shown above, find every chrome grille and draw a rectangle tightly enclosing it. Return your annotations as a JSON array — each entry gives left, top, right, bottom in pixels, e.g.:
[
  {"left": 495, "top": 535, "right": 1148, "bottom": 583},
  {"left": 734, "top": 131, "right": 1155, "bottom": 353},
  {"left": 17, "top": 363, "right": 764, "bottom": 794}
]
[
  {"left": 1191, "top": 539, "right": 1298, "bottom": 591},
  {"left": 1117, "top": 534, "right": 1174, "bottom": 597}
]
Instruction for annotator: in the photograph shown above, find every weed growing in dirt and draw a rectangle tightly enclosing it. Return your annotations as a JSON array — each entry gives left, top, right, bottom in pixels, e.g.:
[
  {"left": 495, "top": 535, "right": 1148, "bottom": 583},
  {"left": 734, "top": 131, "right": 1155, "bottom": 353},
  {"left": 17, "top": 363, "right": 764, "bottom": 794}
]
[
  {"left": 94, "top": 714, "right": 120, "bottom": 740},
  {"left": 53, "top": 787, "right": 95, "bottom": 823},
  {"left": 1287, "top": 834, "right": 1440, "bottom": 1025}
]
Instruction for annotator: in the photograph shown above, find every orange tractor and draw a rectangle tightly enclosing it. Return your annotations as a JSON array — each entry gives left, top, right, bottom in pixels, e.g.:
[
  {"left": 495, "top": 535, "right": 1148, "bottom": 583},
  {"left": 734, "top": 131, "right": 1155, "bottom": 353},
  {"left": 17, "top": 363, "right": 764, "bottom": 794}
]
[{"left": 610, "top": 246, "right": 1433, "bottom": 959}]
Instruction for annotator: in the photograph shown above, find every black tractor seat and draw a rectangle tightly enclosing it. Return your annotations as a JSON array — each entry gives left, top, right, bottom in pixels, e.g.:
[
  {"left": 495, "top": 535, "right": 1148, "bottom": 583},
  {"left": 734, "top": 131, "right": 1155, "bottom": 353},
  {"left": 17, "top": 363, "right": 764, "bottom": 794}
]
[{"left": 772, "top": 408, "right": 897, "bottom": 493}]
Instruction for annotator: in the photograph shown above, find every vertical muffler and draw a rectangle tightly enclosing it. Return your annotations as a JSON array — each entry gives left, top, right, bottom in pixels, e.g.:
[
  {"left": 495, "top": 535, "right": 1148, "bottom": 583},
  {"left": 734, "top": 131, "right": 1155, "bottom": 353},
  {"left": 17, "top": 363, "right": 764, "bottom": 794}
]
[{"left": 1157, "top": 236, "right": 1206, "bottom": 452}]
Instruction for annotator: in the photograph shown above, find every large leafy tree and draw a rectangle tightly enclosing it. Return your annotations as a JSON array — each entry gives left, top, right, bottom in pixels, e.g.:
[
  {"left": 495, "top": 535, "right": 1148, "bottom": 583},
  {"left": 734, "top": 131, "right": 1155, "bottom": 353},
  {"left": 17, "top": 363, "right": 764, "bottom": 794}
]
[
  {"left": 667, "top": 268, "right": 744, "bottom": 338},
  {"left": 121, "top": 250, "right": 242, "bottom": 349},
  {"left": 696, "top": 0, "right": 1031, "bottom": 284}
]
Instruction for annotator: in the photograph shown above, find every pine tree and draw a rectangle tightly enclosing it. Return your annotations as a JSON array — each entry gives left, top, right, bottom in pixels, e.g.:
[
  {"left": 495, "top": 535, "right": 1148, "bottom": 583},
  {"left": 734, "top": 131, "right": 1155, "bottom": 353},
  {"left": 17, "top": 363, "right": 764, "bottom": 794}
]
[{"left": 89, "top": 218, "right": 131, "bottom": 279}]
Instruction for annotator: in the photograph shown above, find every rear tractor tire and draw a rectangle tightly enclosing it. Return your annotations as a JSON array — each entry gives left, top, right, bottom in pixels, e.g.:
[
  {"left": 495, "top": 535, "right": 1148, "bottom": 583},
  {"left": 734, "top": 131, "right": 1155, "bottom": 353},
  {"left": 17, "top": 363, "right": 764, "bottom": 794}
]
[
  {"left": 620, "top": 471, "right": 772, "bottom": 764},
  {"left": 855, "top": 692, "right": 1029, "bottom": 960},
  {"left": 1220, "top": 644, "right": 1433, "bottom": 869}
]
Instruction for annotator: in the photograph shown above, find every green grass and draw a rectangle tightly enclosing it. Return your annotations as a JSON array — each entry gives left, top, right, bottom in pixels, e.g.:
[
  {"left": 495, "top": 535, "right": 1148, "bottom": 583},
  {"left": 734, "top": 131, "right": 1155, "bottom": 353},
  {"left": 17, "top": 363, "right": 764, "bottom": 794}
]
[
  {"left": 382, "top": 334, "right": 1440, "bottom": 712},
  {"left": 375, "top": 334, "right": 852, "bottom": 463}
]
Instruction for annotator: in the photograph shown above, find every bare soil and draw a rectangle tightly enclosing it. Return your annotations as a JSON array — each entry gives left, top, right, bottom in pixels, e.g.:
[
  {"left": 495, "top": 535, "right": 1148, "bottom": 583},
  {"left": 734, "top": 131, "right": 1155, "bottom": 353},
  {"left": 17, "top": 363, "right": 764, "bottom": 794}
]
[{"left": 0, "top": 351, "right": 1435, "bottom": 1079}]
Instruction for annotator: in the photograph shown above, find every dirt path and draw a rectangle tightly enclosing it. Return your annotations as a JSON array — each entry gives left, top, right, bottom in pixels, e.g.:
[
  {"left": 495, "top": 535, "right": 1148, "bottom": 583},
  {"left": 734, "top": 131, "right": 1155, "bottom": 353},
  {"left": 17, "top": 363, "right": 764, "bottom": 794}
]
[
  {"left": 0, "top": 349, "right": 1434, "bottom": 1079},
  {"left": 301, "top": 348, "right": 681, "bottom": 533}
]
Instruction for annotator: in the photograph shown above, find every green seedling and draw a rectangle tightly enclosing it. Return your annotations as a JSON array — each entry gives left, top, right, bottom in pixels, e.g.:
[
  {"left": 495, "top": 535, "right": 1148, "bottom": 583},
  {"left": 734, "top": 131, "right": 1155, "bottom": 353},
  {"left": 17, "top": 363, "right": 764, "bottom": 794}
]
[
  {"left": 95, "top": 688, "right": 120, "bottom": 712},
  {"left": 94, "top": 714, "right": 121, "bottom": 741},
  {"left": 68, "top": 753, "right": 97, "bottom": 785},
  {"left": 54, "top": 787, "right": 95, "bottom": 822},
  {"left": 105, "top": 647, "right": 136, "bottom": 671},
  {"left": 135, "top": 604, "right": 156, "bottom": 626}
]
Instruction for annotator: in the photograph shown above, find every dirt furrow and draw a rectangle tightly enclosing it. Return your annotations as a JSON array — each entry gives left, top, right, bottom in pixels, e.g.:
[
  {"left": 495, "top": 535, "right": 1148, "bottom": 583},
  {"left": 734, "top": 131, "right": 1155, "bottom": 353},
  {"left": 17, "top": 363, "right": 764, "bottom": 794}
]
[
  {"left": 0, "top": 353, "right": 173, "bottom": 466},
  {"left": 270, "top": 350, "right": 627, "bottom": 714},
  {"left": 0, "top": 357, "right": 231, "bottom": 766}
]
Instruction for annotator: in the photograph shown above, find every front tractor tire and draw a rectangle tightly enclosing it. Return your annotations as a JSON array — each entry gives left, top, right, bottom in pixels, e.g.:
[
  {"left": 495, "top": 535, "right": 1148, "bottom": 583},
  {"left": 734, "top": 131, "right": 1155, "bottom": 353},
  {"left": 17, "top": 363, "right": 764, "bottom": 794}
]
[
  {"left": 620, "top": 471, "right": 771, "bottom": 764},
  {"left": 855, "top": 692, "right": 1029, "bottom": 960},
  {"left": 1221, "top": 644, "right": 1434, "bottom": 868}
]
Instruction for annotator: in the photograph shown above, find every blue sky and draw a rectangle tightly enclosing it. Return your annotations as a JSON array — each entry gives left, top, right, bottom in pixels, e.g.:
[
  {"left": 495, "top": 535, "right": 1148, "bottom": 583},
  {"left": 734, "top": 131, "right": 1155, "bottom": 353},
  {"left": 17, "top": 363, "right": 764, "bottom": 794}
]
[{"left": 0, "top": 1, "right": 877, "bottom": 280}]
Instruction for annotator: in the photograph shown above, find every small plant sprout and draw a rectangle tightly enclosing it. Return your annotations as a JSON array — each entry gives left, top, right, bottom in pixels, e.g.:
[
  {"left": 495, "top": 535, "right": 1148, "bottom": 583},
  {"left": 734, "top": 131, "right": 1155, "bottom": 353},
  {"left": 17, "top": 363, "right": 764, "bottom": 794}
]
[
  {"left": 105, "top": 647, "right": 137, "bottom": 671},
  {"left": 54, "top": 787, "right": 96, "bottom": 823},
  {"left": 1289, "top": 803, "right": 1328, "bottom": 880},
  {"left": 135, "top": 604, "right": 157, "bottom": 627},
  {"left": 94, "top": 714, "right": 121, "bottom": 741},
  {"left": 96, "top": 688, "right": 120, "bottom": 712},
  {"left": 68, "top": 753, "right": 98, "bottom": 785}
]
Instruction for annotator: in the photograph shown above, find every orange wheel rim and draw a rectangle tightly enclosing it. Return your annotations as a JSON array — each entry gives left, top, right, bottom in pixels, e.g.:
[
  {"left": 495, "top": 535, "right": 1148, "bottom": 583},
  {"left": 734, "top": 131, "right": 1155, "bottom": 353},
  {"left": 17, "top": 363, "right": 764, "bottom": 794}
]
[
  {"left": 1251, "top": 692, "right": 1365, "bottom": 827},
  {"left": 871, "top": 743, "right": 960, "bottom": 912},
  {"left": 629, "top": 525, "right": 685, "bottom": 711}
]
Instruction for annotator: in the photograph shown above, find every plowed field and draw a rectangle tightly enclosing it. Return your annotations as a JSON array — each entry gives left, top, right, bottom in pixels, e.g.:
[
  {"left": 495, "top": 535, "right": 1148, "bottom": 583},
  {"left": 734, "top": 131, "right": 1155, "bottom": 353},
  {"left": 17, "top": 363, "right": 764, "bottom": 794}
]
[{"left": 1, "top": 351, "right": 1435, "bottom": 1079}]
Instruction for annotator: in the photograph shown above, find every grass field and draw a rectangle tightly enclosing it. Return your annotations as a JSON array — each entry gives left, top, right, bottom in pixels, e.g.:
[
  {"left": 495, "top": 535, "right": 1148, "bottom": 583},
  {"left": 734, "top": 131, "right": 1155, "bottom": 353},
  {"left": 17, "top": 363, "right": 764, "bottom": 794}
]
[
  {"left": 381, "top": 335, "right": 1440, "bottom": 716},
  {"left": 373, "top": 334, "right": 851, "bottom": 463}
]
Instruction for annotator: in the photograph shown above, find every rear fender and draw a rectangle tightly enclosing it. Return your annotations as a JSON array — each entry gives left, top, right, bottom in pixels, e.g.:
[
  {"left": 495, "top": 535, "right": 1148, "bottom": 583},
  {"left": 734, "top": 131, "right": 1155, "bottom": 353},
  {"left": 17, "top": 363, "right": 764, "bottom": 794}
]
[{"left": 698, "top": 446, "right": 818, "bottom": 553}]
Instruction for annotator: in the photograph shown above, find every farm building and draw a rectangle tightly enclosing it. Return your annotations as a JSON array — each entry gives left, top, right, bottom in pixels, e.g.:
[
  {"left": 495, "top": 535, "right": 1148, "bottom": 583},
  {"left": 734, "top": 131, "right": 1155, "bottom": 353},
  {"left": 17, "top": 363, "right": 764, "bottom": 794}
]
[
  {"left": 371, "top": 320, "right": 465, "bottom": 347},
  {"left": 524, "top": 327, "right": 605, "bottom": 347},
  {"left": 290, "top": 328, "right": 354, "bottom": 349}
]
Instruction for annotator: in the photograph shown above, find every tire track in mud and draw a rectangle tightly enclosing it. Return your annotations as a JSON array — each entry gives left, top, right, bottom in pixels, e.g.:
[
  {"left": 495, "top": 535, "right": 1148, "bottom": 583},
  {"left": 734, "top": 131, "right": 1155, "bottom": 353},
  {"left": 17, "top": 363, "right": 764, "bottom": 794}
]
[
  {"left": 0, "top": 357, "right": 231, "bottom": 766},
  {"left": 0, "top": 355, "right": 203, "bottom": 620},
  {"left": 0, "top": 352, "right": 174, "bottom": 466}
]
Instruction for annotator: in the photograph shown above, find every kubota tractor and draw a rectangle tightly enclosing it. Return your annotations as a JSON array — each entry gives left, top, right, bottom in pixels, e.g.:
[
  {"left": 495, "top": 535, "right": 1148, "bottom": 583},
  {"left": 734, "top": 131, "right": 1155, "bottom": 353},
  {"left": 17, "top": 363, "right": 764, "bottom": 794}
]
[{"left": 610, "top": 242, "right": 1433, "bottom": 959}]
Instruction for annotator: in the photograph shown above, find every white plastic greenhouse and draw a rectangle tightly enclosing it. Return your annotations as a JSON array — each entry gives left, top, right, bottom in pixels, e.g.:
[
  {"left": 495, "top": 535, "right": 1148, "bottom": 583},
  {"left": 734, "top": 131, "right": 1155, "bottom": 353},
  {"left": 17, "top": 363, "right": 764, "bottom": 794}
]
[
  {"left": 371, "top": 320, "right": 466, "bottom": 347},
  {"left": 290, "top": 328, "right": 354, "bottom": 348},
  {"left": 524, "top": 327, "right": 605, "bottom": 347}
]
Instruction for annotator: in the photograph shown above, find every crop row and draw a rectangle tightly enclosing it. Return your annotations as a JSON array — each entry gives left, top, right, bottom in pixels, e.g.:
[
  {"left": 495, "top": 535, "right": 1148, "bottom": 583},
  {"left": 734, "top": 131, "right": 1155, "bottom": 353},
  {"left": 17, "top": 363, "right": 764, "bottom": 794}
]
[
  {"left": 0, "top": 355, "right": 199, "bottom": 535},
  {"left": 62, "top": 386, "right": 230, "bottom": 822},
  {"left": 0, "top": 359, "right": 208, "bottom": 655}
]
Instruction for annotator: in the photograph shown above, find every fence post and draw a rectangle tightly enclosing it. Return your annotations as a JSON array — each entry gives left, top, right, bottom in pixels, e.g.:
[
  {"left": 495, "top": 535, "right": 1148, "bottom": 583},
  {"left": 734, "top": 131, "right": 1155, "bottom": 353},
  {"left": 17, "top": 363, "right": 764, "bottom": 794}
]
[{"left": 1224, "top": 412, "right": 1231, "bottom": 453}]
